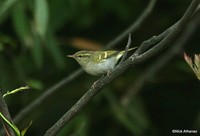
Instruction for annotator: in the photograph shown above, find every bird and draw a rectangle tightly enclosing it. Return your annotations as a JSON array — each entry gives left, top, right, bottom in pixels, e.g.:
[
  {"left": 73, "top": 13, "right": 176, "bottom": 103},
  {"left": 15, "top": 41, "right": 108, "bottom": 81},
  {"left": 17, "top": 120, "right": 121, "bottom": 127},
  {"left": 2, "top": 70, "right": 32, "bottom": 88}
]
[{"left": 67, "top": 47, "right": 137, "bottom": 76}]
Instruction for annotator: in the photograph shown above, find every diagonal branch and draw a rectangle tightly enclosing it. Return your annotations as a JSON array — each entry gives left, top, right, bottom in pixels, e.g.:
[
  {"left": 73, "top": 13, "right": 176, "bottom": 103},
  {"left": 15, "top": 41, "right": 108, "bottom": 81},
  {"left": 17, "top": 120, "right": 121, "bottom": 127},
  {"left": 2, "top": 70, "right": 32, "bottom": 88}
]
[
  {"left": 44, "top": 0, "right": 200, "bottom": 136},
  {"left": 12, "top": 0, "right": 157, "bottom": 125},
  {"left": 121, "top": 9, "right": 200, "bottom": 106},
  {"left": 13, "top": 69, "right": 83, "bottom": 124}
]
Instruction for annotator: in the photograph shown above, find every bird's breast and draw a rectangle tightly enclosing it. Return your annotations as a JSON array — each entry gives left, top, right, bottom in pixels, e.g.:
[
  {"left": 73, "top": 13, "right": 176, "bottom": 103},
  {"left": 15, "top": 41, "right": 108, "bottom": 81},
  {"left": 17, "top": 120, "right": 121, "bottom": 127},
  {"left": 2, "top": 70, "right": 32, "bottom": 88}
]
[{"left": 84, "top": 57, "right": 118, "bottom": 75}]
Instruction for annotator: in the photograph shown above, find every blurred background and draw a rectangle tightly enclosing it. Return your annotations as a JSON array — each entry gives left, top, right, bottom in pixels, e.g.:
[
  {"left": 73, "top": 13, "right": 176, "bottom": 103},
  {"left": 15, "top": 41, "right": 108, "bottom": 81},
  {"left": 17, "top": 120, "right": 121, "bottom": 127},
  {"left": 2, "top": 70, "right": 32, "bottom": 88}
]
[{"left": 0, "top": 0, "right": 200, "bottom": 135}]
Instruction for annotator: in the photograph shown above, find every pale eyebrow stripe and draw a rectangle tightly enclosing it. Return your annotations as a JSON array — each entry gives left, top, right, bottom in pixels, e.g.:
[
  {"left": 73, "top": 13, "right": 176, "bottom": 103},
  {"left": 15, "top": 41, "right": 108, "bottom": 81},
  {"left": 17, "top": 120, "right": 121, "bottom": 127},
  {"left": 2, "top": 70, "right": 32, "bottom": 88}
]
[{"left": 84, "top": 54, "right": 91, "bottom": 56}]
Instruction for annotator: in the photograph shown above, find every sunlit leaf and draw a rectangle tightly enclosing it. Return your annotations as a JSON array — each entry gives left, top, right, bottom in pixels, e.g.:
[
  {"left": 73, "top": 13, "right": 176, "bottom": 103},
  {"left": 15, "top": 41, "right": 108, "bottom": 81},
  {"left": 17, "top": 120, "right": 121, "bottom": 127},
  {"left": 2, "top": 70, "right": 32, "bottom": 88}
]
[{"left": 34, "top": 0, "right": 49, "bottom": 38}]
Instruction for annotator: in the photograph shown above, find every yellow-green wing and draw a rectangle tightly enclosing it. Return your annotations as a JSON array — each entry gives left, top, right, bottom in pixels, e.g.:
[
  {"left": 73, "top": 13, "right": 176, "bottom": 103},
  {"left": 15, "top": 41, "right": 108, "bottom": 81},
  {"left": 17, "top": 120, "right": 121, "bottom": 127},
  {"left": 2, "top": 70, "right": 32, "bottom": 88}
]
[
  {"left": 91, "top": 47, "right": 137, "bottom": 63},
  {"left": 91, "top": 51, "right": 118, "bottom": 63}
]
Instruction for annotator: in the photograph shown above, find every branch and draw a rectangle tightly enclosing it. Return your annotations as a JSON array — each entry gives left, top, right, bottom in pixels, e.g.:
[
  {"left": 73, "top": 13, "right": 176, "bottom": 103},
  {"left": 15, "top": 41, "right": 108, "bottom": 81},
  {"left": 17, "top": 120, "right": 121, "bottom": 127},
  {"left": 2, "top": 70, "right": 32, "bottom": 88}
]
[
  {"left": 44, "top": 0, "right": 200, "bottom": 135},
  {"left": 121, "top": 9, "right": 200, "bottom": 106},
  {"left": 0, "top": 90, "right": 15, "bottom": 136},
  {"left": 134, "top": 0, "right": 199, "bottom": 62},
  {"left": 13, "top": 69, "right": 83, "bottom": 124},
  {"left": 12, "top": 0, "right": 157, "bottom": 125},
  {"left": 135, "top": 0, "right": 199, "bottom": 56},
  {"left": 119, "top": 33, "right": 132, "bottom": 65}
]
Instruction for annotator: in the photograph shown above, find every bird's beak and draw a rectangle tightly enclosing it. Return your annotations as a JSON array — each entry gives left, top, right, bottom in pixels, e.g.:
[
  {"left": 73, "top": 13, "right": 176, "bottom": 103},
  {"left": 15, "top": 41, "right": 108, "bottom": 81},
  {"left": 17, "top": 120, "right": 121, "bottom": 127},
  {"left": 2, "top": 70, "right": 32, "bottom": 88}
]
[{"left": 67, "top": 54, "right": 75, "bottom": 58}]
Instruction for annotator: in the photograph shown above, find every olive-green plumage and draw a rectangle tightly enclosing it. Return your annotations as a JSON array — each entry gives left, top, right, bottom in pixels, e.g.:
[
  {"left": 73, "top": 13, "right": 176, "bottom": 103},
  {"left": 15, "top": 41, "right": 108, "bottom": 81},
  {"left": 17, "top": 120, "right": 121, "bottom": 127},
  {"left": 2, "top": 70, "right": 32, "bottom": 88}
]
[{"left": 67, "top": 47, "right": 137, "bottom": 76}]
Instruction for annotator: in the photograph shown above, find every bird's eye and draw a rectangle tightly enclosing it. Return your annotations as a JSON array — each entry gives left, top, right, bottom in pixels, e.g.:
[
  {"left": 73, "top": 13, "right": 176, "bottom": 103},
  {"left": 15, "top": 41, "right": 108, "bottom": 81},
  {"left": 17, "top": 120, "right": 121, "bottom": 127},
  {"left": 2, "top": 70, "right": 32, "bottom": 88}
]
[
  {"left": 77, "top": 54, "right": 90, "bottom": 58},
  {"left": 77, "top": 55, "right": 84, "bottom": 58}
]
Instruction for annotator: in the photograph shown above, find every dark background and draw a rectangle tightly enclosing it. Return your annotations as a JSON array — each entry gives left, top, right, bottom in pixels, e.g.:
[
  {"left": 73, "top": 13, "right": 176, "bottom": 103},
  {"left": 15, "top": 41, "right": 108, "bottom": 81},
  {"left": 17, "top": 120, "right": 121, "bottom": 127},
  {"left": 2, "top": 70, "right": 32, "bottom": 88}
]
[{"left": 0, "top": 0, "right": 200, "bottom": 135}]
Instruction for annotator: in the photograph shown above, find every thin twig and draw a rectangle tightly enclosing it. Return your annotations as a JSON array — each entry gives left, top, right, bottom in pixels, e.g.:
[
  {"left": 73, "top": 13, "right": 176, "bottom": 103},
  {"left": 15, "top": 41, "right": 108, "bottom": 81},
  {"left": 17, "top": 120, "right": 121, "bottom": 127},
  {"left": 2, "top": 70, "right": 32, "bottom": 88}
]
[
  {"left": 44, "top": 1, "right": 200, "bottom": 135},
  {"left": 12, "top": 0, "right": 157, "bottom": 125},
  {"left": 119, "top": 33, "right": 132, "bottom": 65}
]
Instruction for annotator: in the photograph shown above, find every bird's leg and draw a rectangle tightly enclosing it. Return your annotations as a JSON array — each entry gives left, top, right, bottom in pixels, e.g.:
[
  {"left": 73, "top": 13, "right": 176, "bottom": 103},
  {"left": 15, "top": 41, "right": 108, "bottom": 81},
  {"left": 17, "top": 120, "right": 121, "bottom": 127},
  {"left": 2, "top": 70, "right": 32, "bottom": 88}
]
[
  {"left": 91, "top": 75, "right": 105, "bottom": 89},
  {"left": 91, "top": 70, "right": 113, "bottom": 89},
  {"left": 91, "top": 82, "right": 97, "bottom": 90},
  {"left": 106, "top": 70, "right": 112, "bottom": 77}
]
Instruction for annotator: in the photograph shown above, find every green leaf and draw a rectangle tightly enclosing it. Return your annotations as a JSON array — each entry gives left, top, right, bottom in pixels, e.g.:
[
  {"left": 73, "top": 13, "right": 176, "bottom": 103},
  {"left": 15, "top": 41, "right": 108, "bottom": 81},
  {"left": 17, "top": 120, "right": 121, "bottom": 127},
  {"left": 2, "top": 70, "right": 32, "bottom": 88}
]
[
  {"left": 0, "top": 112, "right": 32, "bottom": 136},
  {"left": 34, "top": 0, "right": 49, "bottom": 38},
  {"left": 12, "top": 1, "right": 32, "bottom": 46},
  {"left": 27, "top": 79, "right": 43, "bottom": 90},
  {"left": 0, "top": 0, "right": 18, "bottom": 18},
  {"left": 0, "top": 112, "right": 21, "bottom": 136},
  {"left": 21, "top": 121, "right": 32, "bottom": 136}
]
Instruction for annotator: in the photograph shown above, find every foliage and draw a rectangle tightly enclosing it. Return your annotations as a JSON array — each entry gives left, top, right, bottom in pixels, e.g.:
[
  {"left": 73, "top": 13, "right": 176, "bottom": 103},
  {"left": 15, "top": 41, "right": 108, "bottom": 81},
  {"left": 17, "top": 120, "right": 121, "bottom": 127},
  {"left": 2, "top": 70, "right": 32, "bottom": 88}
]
[
  {"left": 0, "top": 0, "right": 200, "bottom": 136},
  {"left": 0, "top": 112, "right": 32, "bottom": 136}
]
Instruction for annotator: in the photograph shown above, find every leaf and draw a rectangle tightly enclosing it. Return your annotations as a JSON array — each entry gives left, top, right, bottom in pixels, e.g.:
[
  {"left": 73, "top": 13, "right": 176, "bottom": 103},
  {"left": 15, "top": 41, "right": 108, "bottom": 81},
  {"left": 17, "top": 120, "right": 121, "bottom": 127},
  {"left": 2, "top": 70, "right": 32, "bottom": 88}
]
[
  {"left": 27, "top": 79, "right": 43, "bottom": 90},
  {"left": 0, "top": 112, "right": 32, "bottom": 136},
  {"left": 34, "top": 0, "right": 49, "bottom": 38},
  {"left": 12, "top": 1, "right": 32, "bottom": 46},
  {"left": 0, "top": 0, "right": 18, "bottom": 18},
  {"left": 21, "top": 121, "right": 32, "bottom": 136},
  {"left": 0, "top": 112, "right": 20, "bottom": 136}
]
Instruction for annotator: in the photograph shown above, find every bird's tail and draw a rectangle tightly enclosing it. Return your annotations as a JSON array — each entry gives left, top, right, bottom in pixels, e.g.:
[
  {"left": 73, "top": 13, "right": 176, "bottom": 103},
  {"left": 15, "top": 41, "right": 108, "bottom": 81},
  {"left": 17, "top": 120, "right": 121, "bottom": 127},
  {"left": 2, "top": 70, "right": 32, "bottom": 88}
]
[
  {"left": 120, "top": 47, "right": 138, "bottom": 54},
  {"left": 117, "top": 47, "right": 138, "bottom": 59}
]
